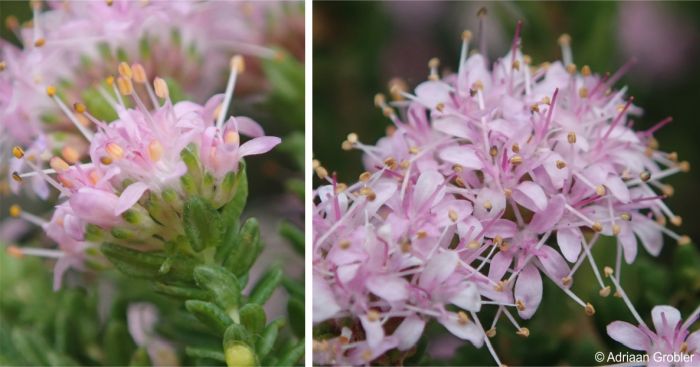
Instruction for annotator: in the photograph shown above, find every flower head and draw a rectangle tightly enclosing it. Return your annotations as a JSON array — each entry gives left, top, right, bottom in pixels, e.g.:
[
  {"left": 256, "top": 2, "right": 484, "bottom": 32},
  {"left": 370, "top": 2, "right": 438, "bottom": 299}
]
[{"left": 314, "top": 19, "right": 689, "bottom": 365}]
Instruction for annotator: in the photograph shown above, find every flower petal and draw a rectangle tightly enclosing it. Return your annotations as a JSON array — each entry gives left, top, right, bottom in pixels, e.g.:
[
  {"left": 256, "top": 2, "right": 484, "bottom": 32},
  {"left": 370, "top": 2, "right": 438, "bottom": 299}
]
[
  {"left": 439, "top": 145, "right": 483, "bottom": 170},
  {"left": 514, "top": 264, "right": 542, "bottom": 319},
  {"left": 419, "top": 250, "right": 458, "bottom": 289},
  {"left": 512, "top": 181, "right": 548, "bottom": 212},
  {"left": 366, "top": 275, "right": 409, "bottom": 302},
  {"left": 312, "top": 275, "right": 342, "bottom": 323},
  {"left": 394, "top": 315, "right": 426, "bottom": 351},
  {"left": 607, "top": 321, "right": 649, "bottom": 351},
  {"left": 115, "top": 182, "right": 149, "bottom": 216},
  {"left": 556, "top": 228, "right": 582, "bottom": 263},
  {"left": 238, "top": 136, "right": 281, "bottom": 157},
  {"left": 438, "top": 312, "right": 483, "bottom": 348},
  {"left": 651, "top": 305, "right": 681, "bottom": 338},
  {"left": 360, "top": 314, "right": 385, "bottom": 350},
  {"left": 450, "top": 282, "right": 481, "bottom": 312}
]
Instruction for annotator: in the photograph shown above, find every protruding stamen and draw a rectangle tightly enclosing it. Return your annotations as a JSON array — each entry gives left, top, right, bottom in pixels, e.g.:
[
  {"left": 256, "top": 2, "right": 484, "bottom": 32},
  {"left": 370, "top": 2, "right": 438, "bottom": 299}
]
[
  {"left": 428, "top": 58, "right": 440, "bottom": 81},
  {"left": 154, "top": 77, "right": 169, "bottom": 100},
  {"left": 46, "top": 85, "right": 94, "bottom": 141},
  {"left": 118, "top": 62, "right": 133, "bottom": 79},
  {"left": 558, "top": 33, "right": 573, "bottom": 66},
  {"left": 217, "top": 55, "right": 245, "bottom": 129},
  {"left": 12, "top": 146, "right": 25, "bottom": 159},
  {"left": 116, "top": 76, "right": 133, "bottom": 96},
  {"left": 148, "top": 140, "right": 163, "bottom": 162}
]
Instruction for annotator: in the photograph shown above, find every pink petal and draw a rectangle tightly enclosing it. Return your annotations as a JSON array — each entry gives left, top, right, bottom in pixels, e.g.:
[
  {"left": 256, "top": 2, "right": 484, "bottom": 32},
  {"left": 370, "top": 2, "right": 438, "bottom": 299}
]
[
  {"left": 529, "top": 195, "right": 565, "bottom": 232},
  {"left": 686, "top": 331, "right": 700, "bottom": 354},
  {"left": 366, "top": 275, "right": 409, "bottom": 302},
  {"left": 412, "top": 170, "right": 444, "bottom": 211},
  {"left": 514, "top": 264, "right": 542, "bottom": 319},
  {"left": 415, "top": 80, "right": 451, "bottom": 108},
  {"left": 69, "top": 188, "right": 121, "bottom": 227},
  {"left": 607, "top": 321, "right": 649, "bottom": 351},
  {"left": 233, "top": 116, "right": 265, "bottom": 137},
  {"left": 488, "top": 251, "right": 512, "bottom": 281},
  {"left": 115, "top": 182, "right": 149, "bottom": 216},
  {"left": 556, "top": 228, "right": 582, "bottom": 263},
  {"left": 450, "top": 282, "right": 481, "bottom": 311},
  {"left": 419, "top": 251, "right": 458, "bottom": 289},
  {"left": 651, "top": 305, "right": 681, "bottom": 337},
  {"left": 439, "top": 145, "right": 483, "bottom": 170},
  {"left": 474, "top": 188, "right": 505, "bottom": 220},
  {"left": 312, "top": 275, "right": 342, "bottom": 323},
  {"left": 438, "top": 312, "right": 483, "bottom": 347},
  {"left": 394, "top": 315, "right": 426, "bottom": 351},
  {"left": 537, "top": 245, "right": 570, "bottom": 283},
  {"left": 605, "top": 175, "right": 631, "bottom": 203},
  {"left": 238, "top": 136, "right": 281, "bottom": 157},
  {"left": 618, "top": 223, "right": 638, "bottom": 264},
  {"left": 360, "top": 314, "right": 385, "bottom": 349},
  {"left": 512, "top": 181, "right": 548, "bottom": 212},
  {"left": 631, "top": 215, "right": 663, "bottom": 256},
  {"left": 433, "top": 116, "right": 472, "bottom": 139}
]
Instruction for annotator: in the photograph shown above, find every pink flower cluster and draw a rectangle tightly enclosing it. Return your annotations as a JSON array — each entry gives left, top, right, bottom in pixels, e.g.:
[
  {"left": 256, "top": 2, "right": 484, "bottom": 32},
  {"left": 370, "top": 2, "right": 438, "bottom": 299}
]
[
  {"left": 312, "top": 24, "right": 690, "bottom": 365},
  {"left": 1, "top": 0, "right": 292, "bottom": 196},
  {"left": 9, "top": 61, "right": 280, "bottom": 290}
]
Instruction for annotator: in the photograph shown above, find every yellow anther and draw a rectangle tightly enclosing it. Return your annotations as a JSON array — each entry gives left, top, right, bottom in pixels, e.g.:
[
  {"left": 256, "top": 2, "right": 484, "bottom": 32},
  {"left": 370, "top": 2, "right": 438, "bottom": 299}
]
[
  {"left": 359, "top": 171, "right": 371, "bottom": 182},
  {"left": 511, "top": 144, "right": 520, "bottom": 153},
  {"left": 595, "top": 185, "right": 606, "bottom": 196},
  {"left": 599, "top": 286, "right": 611, "bottom": 297},
  {"left": 462, "top": 30, "right": 472, "bottom": 41},
  {"left": 562, "top": 276, "right": 572, "bottom": 286},
  {"left": 148, "top": 140, "right": 163, "bottom": 161},
  {"left": 678, "top": 235, "right": 691, "bottom": 246},
  {"left": 578, "top": 87, "right": 588, "bottom": 98},
  {"left": 153, "top": 77, "right": 169, "bottom": 99},
  {"left": 34, "top": 38, "right": 45, "bottom": 47},
  {"left": 61, "top": 146, "right": 80, "bottom": 164},
  {"left": 612, "top": 224, "right": 621, "bottom": 235},
  {"left": 0, "top": 61, "right": 5, "bottom": 71},
  {"left": 558, "top": 33, "right": 571, "bottom": 46},
  {"left": 566, "top": 63, "right": 577, "bottom": 75},
  {"left": 457, "top": 311, "right": 470, "bottom": 325},
  {"left": 516, "top": 327, "right": 530, "bottom": 337},
  {"left": 489, "top": 146, "right": 498, "bottom": 157},
  {"left": 556, "top": 160, "right": 567, "bottom": 169},
  {"left": 230, "top": 55, "right": 245, "bottom": 73},
  {"left": 468, "top": 240, "right": 480, "bottom": 250},
  {"left": 105, "top": 142, "right": 124, "bottom": 159},
  {"left": 338, "top": 240, "right": 351, "bottom": 250},
  {"left": 585, "top": 303, "right": 596, "bottom": 316},
  {"left": 509, "top": 155, "right": 523, "bottom": 166},
  {"left": 486, "top": 328, "right": 496, "bottom": 338},
  {"left": 73, "top": 102, "right": 86, "bottom": 114},
  {"left": 591, "top": 222, "right": 603, "bottom": 233},
  {"left": 516, "top": 299, "right": 525, "bottom": 311},
  {"left": 604, "top": 266, "right": 614, "bottom": 277},
  {"left": 116, "top": 76, "right": 133, "bottom": 95},
  {"left": 374, "top": 93, "right": 386, "bottom": 108},
  {"left": 567, "top": 131, "right": 577, "bottom": 144},
  {"left": 448, "top": 209, "right": 458, "bottom": 223},
  {"left": 118, "top": 62, "right": 133, "bottom": 79},
  {"left": 639, "top": 171, "right": 651, "bottom": 182},
  {"left": 132, "top": 63, "right": 147, "bottom": 83},
  {"left": 581, "top": 65, "right": 592, "bottom": 77},
  {"left": 224, "top": 130, "right": 240, "bottom": 145},
  {"left": 49, "top": 157, "right": 70, "bottom": 172},
  {"left": 46, "top": 85, "right": 57, "bottom": 97},
  {"left": 347, "top": 133, "right": 358, "bottom": 144},
  {"left": 12, "top": 146, "right": 25, "bottom": 159},
  {"left": 670, "top": 216, "right": 682, "bottom": 227},
  {"left": 367, "top": 309, "right": 380, "bottom": 322},
  {"left": 12, "top": 172, "right": 22, "bottom": 182},
  {"left": 105, "top": 76, "right": 114, "bottom": 86},
  {"left": 9, "top": 204, "right": 21, "bottom": 217},
  {"left": 6, "top": 245, "right": 24, "bottom": 258}
]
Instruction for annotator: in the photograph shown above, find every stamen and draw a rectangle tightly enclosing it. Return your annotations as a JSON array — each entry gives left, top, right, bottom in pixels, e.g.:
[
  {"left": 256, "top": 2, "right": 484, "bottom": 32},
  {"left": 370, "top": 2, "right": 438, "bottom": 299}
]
[
  {"left": 132, "top": 63, "right": 159, "bottom": 108},
  {"left": 217, "top": 55, "right": 245, "bottom": 129},
  {"left": 148, "top": 140, "right": 163, "bottom": 162},
  {"left": 608, "top": 271, "right": 648, "bottom": 328},
  {"left": 558, "top": 34, "right": 573, "bottom": 66},
  {"left": 154, "top": 77, "right": 170, "bottom": 100},
  {"left": 459, "top": 30, "right": 472, "bottom": 72},
  {"left": 46, "top": 85, "right": 94, "bottom": 141}
]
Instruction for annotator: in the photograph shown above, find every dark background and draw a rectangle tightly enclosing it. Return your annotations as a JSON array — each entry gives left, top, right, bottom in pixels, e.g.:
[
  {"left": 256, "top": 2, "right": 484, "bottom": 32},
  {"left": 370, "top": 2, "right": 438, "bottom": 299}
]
[{"left": 313, "top": 2, "right": 700, "bottom": 365}]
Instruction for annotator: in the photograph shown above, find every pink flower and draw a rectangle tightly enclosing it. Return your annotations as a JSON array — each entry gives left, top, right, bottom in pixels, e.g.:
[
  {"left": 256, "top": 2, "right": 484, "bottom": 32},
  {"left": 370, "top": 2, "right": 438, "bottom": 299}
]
[
  {"left": 607, "top": 305, "right": 700, "bottom": 367},
  {"left": 314, "top": 20, "right": 690, "bottom": 365}
]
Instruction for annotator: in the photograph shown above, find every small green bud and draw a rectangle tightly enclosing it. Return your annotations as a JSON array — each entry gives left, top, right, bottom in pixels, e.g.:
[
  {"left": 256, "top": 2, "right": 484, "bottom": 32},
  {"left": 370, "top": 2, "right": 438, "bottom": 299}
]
[{"left": 224, "top": 343, "right": 257, "bottom": 367}]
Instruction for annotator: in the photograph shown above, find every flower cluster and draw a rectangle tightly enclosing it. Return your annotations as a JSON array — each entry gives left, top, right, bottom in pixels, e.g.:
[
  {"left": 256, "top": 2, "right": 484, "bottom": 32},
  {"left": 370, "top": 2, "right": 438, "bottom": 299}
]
[
  {"left": 9, "top": 59, "right": 280, "bottom": 290},
  {"left": 1, "top": 0, "right": 296, "bottom": 198},
  {"left": 312, "top": 22, "right": 691, "bottom": 365}
]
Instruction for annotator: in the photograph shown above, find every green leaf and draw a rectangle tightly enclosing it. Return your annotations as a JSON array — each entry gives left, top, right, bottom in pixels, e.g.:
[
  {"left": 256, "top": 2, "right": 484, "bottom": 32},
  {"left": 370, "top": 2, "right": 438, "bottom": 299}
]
[
  {"left": 129, "top": 347, "right": 151, "bottom": 366},
  {"left": 239, "top": 303, "right": 266, "bottom": 335},
  {"left": 185, "top": 347, "right": 226, "bottom": 362},
  {"left": 249, "top": 266, "right": 283, "bottom": 305},
  {"left": 185, "top": 300, "right": 233, "bottom": 335},
  {"left": 224, "top": 218, "right": 262, "bottom": 277},
  {"left": 153, "top": 282, "right": 210, "bottom": 301},
  {"left": 277, "top": 339, "right": 304, "bottom": 367},
  {"left": 287, "top": 296, "right": 305, "bottom": 339},
  {"left": 193, "top": 265, "right": 241, "bottom": 313},
  {"left": 279, "top": 221, "right": 304, "bottom": 256},
  {"left": 104, "top": 321, "right": 136, "bottom": 366},
  {"left": 223, "top": 324, "right": 255, "bottom": 350},
  {"left": 256, "top": 319, "right": 284, "bottom": 360},
  {"left": 184, "top": 196, "right": 223, "bottom": 252}
]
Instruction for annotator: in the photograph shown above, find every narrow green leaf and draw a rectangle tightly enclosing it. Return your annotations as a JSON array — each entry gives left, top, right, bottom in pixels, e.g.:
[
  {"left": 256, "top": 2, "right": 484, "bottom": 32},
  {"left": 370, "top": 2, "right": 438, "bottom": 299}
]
[
  {"left": 287, "top": 296, "right": 304, "bottom": 339},
  {"left": 185, "top": 347, "right": 226, "bottom": 362},
  {"left": 249, "top": 266, "right": 283, "bottom": 305},
  {"left": 153, "top": 282, "right": 210, "bottom": 301},
  {"left": 279, "top": 221, "right": 304, "bottom": 255},
  {"left": 239, "top": 303, "right": 266, "bottom": 335},
  {"left": 224, "top": 218, "right": 262, "bottom": 277},
  {"left": 193, "top": 265, "right": 241, "bottom": 312},
  {"left": 277, "top": 339, "right": 304, "bottom": 367},
  {"left": 185, "top": 300, "right": 233, "bottom": 335},
  {"left": 183, "top": 196, "right": 223, "bottom": 252},
  {"left": 256, "top": 319, "right": 284, "bottom": 359}
]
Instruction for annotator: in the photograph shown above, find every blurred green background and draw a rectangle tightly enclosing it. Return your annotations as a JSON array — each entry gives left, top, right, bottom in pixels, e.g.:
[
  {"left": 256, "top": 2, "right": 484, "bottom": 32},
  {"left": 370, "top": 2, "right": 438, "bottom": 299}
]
[{"left": 313, "top": 2, "right": 700, "bottom": 365}]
